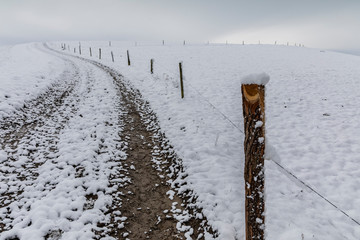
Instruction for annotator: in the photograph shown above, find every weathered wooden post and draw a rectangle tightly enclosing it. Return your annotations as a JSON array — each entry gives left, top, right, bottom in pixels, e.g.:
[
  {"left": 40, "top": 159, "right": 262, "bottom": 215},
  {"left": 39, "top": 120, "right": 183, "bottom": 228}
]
[
  {"left": 99, "top": 48, "right": 101, "bottom": 59},
  {"left": 89, "top": 47, "right": 92, "bottom": 57},
  {"left": 179, "top": 62, "right": 184, "bottom": 98},
  {"left": 241, "top": 73, "right": 269, "bottom": 240},
  {"left": 111, "top": 51, "right": 114, "bottom": 62},
  {"left": 150, "top": 59, "right": 154, "bottom": 74},
  {"left": 127, "top": 50, "right": 131, "bottom": 66}
]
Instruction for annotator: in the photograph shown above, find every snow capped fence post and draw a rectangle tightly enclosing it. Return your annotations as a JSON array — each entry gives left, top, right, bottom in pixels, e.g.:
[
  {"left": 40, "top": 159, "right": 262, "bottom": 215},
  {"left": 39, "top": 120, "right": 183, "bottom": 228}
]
[
  {"left": 150, "top": 59, "right": 154, "bottom": 74},
  {"left": 127, "top": 50, "right": 131, "bottom": 66},
  {"left": 241, "top": 73, "right": 270, "bottom": 240},
  {"left": 179, "top": 62, "right": 184, "bottom": 98}
]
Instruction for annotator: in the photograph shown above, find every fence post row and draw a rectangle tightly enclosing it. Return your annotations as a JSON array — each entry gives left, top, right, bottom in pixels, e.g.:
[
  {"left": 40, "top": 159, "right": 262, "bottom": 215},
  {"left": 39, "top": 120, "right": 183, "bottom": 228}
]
[
  {"left": 179, "top": 62, "right": 184, "bottom": 99},
  {"left": 241, "top": 80, "right": 267, "bottom": 240}
]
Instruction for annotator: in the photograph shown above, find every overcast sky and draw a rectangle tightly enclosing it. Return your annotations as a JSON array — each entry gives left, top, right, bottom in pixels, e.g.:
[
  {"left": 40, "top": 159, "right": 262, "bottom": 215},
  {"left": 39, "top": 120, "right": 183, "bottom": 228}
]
[{"left": 1, "top": 0, "right": 359, "bottom": 49}]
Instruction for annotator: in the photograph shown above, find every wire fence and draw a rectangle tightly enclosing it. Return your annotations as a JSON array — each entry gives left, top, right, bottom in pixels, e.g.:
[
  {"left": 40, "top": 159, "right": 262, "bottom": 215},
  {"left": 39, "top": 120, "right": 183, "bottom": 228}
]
[{"left": 60, "top": 41, "right": 359, "bottom": 227}]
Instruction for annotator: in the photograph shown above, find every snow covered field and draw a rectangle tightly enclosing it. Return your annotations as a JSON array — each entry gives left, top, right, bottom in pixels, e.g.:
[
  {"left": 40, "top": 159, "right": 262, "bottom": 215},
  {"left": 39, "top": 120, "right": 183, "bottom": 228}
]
[{"left": 1, "top": 41, "right": 360, "bottom": 239}]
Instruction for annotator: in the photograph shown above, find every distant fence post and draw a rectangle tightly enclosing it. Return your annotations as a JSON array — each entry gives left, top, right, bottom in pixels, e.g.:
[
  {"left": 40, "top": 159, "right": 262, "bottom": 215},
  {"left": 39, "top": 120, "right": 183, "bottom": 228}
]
[
  {"left": 179, "top": 62, "right": 184, "bottom": 98},
  {"left": 241, "top": 74, "right": 269, "bottom": 240},
  {"left": 150, "top": 59, "right": 154, "bottom": 74},
  {"left": 90, "top": 47, "right": 92, "bottom": 57},
  {"left": 79, "top": 44, "right": 82, "bottom": 55},
  {"left": 111, "top": 51, "right": 114, "bottom": 62},
  {"left": 127, "top": 50, "right": 131, "bottom": 66},
  {"left": 109, "top": 41, "right": 111, "bottom": 47},
  {"left": 99, "top": 48, "right": 101, "bottom": 59}
]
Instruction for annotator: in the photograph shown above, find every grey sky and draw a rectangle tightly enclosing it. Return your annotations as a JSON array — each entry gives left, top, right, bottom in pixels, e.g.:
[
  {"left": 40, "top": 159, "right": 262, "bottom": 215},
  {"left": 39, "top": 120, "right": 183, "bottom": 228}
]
[{"left": 1, "top": 0, "right": 359, "bottom": 49}]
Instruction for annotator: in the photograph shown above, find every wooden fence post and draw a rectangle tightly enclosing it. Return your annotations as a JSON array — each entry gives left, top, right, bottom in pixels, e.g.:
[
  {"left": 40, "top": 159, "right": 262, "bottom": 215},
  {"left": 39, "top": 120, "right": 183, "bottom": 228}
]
[
  {"left": 150, "top": 59, "right": 154, "bottom": 74},
  {"left": 127, "top": 50, "right": 131, "bottom": 66},
  {"left": 241, "top": 74, "right": 269, "bottom": 240},
  {"left": 79, "top": 45, "right": 82, "bottom": 55},
  {"left": 179, "top": 62, "right": 184, "bottom": 98},
  {"left": 99, "top": 48, "right": 101, "bottom": 59},
  {"left": 111, "top": 51, "right": 114, "bottom": 62},
  {"left": 90, "top": 47, "right": 92, "bottom": 57}
]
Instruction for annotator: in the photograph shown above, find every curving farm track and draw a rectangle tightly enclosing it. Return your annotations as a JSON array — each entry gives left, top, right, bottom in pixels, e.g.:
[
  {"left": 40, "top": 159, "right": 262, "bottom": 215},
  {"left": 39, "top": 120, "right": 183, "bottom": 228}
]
[{"left": 0, "top": 44, "right": 213, "bottom": 240}]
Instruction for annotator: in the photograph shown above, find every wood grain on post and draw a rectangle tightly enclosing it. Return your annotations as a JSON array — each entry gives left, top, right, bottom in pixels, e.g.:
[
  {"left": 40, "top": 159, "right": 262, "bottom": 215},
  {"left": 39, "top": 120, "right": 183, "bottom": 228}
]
[
  {"left": 179, "top": 62, "right": 184, "bottom": 98},
  {"left": 242, "top": 83, "right": 265, "bottom": 240}
]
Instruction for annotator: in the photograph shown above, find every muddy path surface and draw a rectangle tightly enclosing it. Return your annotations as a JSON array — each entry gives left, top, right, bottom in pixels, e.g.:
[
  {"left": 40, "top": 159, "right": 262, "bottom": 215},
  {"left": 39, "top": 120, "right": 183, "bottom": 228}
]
[{"left": 0, "top": 44, "right": 215, "bottom": 239}]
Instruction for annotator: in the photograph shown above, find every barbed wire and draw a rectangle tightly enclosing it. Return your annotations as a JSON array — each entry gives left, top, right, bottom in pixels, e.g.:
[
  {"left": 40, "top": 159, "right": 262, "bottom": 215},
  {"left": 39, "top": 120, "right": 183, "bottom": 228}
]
[
  {"left": 58, "top": 43, "right": 360, "bottom": 226},
  {"left": 150, "top": 54, "right": 360, "bottom": 227}
]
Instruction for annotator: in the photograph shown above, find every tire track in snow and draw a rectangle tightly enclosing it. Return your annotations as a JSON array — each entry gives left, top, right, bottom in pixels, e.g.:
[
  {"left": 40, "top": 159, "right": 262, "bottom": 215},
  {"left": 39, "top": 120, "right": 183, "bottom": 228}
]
[
  {"left": 0, "top": 59, "right": 81, "bottom": 233},
  {"left": 84, "top": 60, "right": 216, "bottom": 239},
  {"left": 0, "top": 44, "right": 215, "bottom": 240}
]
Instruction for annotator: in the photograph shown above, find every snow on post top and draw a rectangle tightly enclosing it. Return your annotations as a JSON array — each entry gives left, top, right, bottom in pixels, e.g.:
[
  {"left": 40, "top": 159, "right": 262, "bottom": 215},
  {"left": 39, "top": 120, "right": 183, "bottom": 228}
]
[{"left": 241, "top": 73, "right": 270, "bottom": 86}]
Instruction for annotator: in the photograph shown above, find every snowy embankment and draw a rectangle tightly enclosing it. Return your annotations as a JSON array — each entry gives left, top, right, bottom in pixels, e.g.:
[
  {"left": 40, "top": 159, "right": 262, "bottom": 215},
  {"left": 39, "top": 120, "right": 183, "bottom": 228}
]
[
  {"left": 52, "top": 41, "right": 360, "bottom": 239},
  {"left": 0, "top": 41, "right": 359, "bottom": 239}
]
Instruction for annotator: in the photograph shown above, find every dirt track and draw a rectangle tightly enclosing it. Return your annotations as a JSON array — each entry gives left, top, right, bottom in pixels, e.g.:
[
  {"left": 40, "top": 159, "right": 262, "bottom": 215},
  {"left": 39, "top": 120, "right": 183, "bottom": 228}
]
[{"left": 0, "top": 44, "right": 215, "bottom": 239}]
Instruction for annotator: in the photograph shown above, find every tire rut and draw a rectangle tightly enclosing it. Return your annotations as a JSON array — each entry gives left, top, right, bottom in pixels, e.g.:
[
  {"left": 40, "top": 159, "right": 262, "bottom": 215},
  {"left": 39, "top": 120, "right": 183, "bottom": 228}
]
[
  {"left": 87, "top": 61, "right": 216, "bottom": 239},
  {"left": 0, "top": 59, "right": 81, "bottom": 233}
]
